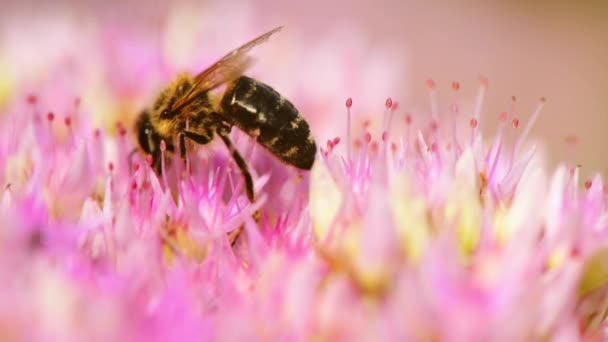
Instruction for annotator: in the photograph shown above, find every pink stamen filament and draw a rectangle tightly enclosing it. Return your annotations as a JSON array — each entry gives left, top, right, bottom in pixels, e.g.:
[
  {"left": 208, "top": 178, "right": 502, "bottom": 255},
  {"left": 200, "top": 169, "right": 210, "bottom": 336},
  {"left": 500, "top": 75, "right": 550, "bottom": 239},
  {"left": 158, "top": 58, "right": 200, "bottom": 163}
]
[
  {"left": 346, "top": 97, "right": 352, "bottom": 162},
  {"left": 470, "top": 77, "right": 487, "bottom": 144},
  {"left": 427, "top": 80, "right": 439, "bottom": 123}
]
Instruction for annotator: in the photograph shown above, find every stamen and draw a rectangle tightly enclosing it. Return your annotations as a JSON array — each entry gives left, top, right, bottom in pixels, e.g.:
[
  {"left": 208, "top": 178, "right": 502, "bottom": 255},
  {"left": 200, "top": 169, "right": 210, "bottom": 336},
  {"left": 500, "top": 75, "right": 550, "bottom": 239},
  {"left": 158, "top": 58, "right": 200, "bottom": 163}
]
[
  {"left": 513, "top": 97, "right": 546, "bottom": 155},
  {"left": 427, "top": 79, "right": 439, "bottom": 122},
  {"left": 512, "top": 119, "right": 520, "bottom": 129},
  {"left": 585, "top": 180, "right": 592, "bottom": 190},
  {"left": 47, "top": 112, "right": 55, "bottom": 122},
  {"left": 382, "top": 97, "right": 393, "bottom": 139},
  {"left": 404, "top": 114, "right": 412, "bottom": 158},
  {"left": 450, "top": 81, "right": 462, "bottom": 159},
  {"left": 346, "top": 97, "right": 352, "bottom": 162},
  {"left": 64, "top": 116, "right": 74, "bottom": 146},
  {"left": 470, "top": 77, "right": 487, "bottom": 144},
  {"left": 133, "top": 162, "right": 140, "bottom": 173},
  {"left": 470, "top": 118, "right": 478, "bottom": 129},
  {"left": 26, "top": 94, "right": 37, "bottom": 105}
]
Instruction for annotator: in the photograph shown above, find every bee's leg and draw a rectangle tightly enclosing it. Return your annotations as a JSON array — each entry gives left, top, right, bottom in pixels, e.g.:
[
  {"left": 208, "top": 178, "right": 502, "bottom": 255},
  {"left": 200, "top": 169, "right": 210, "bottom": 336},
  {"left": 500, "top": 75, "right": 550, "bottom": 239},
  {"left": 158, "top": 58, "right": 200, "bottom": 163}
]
[{"left": 215, "top": 127, "right": 255, "bottom": 203}]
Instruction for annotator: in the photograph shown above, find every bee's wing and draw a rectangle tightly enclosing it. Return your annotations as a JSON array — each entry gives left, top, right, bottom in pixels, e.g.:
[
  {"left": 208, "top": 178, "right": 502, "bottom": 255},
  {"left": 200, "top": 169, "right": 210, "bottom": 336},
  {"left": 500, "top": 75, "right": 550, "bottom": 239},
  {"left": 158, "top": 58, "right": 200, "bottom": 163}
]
[{"left": 171, "top": 26, "right": 282, "bottom": 112}]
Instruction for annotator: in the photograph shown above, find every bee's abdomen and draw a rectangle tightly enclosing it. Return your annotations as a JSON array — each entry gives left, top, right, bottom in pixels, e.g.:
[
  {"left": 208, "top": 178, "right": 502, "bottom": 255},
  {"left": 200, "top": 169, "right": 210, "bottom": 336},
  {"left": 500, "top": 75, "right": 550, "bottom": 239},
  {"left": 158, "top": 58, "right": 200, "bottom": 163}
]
[{"left": 221, "top": 76, "right": 316, "bottom": 170}]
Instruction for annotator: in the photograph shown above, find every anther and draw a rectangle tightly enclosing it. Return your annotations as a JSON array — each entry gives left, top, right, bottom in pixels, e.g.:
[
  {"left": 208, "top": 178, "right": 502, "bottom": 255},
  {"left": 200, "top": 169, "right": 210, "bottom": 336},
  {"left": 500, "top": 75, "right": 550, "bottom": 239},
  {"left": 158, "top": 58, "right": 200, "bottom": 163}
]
[
  {"left": 499, "top": 112, "right": 508, "bottom": 123},
  {"left": 512, "top": 119, "right": 519, "bottom": 129},
  {"left": 133, "top": 162, "right": 140, "bottom": 172},
  {"left": 346, "top": 97, "right": 353, "bottom": 108},
  {"left": 452, "top": 81, "right": 460, "bottom": 91},
  {"left": 470, "top": 118, "right": 478, "bottom": 129},
  {"left": 585, "top": 180, "right": 592, "bottom": 190},
  {"left": 47, "top": 112, "right": 55, "bottom": 122},
  {"left": 385, "top": 97, "right": 393, "bottom": 109},
  {"left": 64, "top": 116, "right": 71, "bottom": 127},
  {"left": 26, "top": 94, "right": 38, "bottom": 105}
]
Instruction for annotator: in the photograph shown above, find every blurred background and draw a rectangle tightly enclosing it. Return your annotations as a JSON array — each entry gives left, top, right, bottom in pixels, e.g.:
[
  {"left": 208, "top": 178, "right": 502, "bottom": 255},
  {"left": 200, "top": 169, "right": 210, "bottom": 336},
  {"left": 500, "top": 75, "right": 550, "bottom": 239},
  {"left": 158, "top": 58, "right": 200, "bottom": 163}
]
[{"left": 1, "top": 0, "right": 607, "bottom": 178}]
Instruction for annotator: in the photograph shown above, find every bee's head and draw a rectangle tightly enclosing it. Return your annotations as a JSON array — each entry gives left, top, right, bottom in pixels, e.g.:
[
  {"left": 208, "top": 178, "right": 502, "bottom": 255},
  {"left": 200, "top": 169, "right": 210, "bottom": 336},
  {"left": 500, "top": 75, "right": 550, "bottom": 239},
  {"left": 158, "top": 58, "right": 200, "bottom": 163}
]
[{"left": 135, "top": 110, "right": 158, "bottom": 155}]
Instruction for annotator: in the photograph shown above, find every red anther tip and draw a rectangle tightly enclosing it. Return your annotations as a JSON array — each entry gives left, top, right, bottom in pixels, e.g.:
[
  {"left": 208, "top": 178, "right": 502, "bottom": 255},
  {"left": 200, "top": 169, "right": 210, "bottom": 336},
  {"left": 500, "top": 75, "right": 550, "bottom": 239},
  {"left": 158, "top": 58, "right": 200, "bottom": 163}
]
[
  {"left": 385, "top": 97, "right": 393, "bottom": 109},
  {"left": 470, "top": 118, "right": 478, "bottom": 129},
  {"left": 47, "top": 112, "right": 55, "bottom": 122},
  {"left": 64, "top": 116, "right": 71, "bottom": 126},
  {"left": 146, "top": 155, "right": 153, "bottom": 166},
  {"left": 94, "top": 129, "right": 101, "bottom": 138},
  {"left": 108, "top": 162, "right": 114, "bottom": 172},
  {"left": 585, "top": 180, "right": 592, "bottom": 190},
  {"left": 364, "top": 132, "right": 372, "bottom": 144},
  {"left": 564, "top": 135, "right": 578, "bottom": 145},
  {"left": 430, "top": 120, "right": 438, "bottom": 131},
  {"left": 326, "top": 139, "right": 334, "bottom": 150},
  {"left": 133, "top": 162, "right": 140, "bottom": 172},
  {"left": 160, "top": 140, "right": 167, "bottom": 152},
  {"left": 26, "top": 94, "right": 38, "bottom": 105},
  {"left": 512, "top": 119, "right": 520, "bottom": 129},
  {"left": 405, "top": 114, "right": 412, "bottom": 125},
  {"left": 332, "top": 137, "right": 340, "bottom": 145},
  {"left": 479, "top": 76, "right": 488, "bottom": 87},
  {"left": 540, "top": 97, "right": 547, "bottom": 103},
  {"left": 131, "top": 180, "right": 137, "bottom": 190},
  {"left": 382, "top": 131, "right": 388, "bottom": 142},
  {"left": 451, "top": 81, "right": 460, "bottom": 91},
  {"left": 345, "top": 97, "right": 352, "bottom": 108},
  {"left": 426, "top": 79, "right": 436, "bottom": 89},
  {"left": 119, "top": 127, "right": 127, "bottom": 136},
  {"left": 499, "top": 112, "right": 508, "bottom": 122}
]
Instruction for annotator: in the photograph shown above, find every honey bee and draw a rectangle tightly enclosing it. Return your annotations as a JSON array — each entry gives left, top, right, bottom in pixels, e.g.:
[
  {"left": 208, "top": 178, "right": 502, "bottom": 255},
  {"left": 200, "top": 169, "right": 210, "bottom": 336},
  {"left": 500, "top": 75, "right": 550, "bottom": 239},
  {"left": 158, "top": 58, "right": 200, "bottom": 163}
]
[{"left": 134, "top": 26, "right": 316, "bottom": 203}]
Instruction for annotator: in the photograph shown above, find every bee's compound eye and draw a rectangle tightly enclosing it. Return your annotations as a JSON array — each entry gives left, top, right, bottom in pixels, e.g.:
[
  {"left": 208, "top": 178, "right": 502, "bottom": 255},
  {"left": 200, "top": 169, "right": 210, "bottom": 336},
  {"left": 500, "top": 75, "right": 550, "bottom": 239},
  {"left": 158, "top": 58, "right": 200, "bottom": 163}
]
[{"left": 161, "top": 109, "right": 170, "bottom": 119}]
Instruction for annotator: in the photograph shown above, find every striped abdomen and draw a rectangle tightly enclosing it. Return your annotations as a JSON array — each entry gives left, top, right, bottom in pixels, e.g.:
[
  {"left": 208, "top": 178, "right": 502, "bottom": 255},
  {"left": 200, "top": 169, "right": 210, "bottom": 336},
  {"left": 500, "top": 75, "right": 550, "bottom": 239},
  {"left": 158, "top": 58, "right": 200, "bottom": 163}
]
[{"left": 220, "top": 76, "right": 316, "bottom": 170}]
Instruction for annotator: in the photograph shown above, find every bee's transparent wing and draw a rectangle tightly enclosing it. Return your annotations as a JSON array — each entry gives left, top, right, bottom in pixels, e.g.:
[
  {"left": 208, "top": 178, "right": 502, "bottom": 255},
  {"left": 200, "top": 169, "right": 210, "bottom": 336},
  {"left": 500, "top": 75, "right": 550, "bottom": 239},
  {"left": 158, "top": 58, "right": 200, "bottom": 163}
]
[{"left": 171, "top": 26, "right": 282, "bottom": 112}]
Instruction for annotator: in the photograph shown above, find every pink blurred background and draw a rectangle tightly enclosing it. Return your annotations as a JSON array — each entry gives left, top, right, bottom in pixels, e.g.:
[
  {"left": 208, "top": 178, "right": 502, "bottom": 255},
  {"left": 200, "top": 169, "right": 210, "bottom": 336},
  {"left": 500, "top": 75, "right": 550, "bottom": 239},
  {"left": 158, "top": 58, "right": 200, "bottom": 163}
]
[{"left": 1, "top": 0, "right": 607, "bottom": 178}]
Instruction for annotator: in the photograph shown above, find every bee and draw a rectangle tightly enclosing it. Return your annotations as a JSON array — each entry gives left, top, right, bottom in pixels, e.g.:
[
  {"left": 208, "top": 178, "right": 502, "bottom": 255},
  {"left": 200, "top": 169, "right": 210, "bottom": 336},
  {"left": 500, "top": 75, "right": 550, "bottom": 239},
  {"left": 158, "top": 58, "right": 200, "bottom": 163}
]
[{"left": 134, "top": 26, "right": 316, "bottom": 203}]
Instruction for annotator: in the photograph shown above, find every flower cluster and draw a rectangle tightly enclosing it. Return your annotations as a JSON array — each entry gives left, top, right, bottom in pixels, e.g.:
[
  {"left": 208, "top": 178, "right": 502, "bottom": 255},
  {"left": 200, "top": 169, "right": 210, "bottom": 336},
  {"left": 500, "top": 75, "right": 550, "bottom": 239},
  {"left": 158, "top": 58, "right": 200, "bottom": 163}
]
[{"left": 0, "top": 73, "right": 607, "bottom": 341}]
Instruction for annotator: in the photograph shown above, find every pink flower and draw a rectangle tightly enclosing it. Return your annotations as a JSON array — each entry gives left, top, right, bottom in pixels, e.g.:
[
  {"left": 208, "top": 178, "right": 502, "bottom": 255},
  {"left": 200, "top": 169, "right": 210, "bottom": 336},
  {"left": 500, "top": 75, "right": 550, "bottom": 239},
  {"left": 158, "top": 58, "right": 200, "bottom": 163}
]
[{"left": 1, "top": 12, "right": 607, "bottom": 339}]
